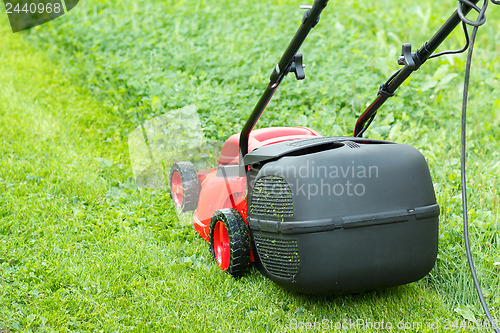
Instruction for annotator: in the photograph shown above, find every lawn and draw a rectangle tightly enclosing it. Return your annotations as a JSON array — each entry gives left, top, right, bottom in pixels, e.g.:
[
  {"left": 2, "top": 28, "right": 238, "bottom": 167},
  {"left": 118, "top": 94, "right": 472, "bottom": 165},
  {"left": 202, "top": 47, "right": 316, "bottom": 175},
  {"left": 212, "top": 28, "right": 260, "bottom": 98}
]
[{"left": 0, "top": 0, "right": 499, "bottom": 331}]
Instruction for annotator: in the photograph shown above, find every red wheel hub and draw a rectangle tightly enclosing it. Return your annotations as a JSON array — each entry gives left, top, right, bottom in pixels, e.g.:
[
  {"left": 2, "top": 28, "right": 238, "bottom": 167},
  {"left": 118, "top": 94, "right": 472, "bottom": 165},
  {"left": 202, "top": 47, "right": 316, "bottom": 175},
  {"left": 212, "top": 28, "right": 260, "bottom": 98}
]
[
  {"left": 213, "top": 221, "right": 230, "bottom": 271},
  {"left": 171, "top": 171, "right": 183, "bottom": 207}
]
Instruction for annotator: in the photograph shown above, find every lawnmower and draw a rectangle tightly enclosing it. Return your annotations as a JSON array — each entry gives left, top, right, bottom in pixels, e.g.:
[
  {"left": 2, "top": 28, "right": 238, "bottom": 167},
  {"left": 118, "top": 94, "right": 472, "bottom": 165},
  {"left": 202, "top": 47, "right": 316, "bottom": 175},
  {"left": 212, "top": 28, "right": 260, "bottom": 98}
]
[{"left": 168, "top": 0, "right": 498, "bottom": 329}]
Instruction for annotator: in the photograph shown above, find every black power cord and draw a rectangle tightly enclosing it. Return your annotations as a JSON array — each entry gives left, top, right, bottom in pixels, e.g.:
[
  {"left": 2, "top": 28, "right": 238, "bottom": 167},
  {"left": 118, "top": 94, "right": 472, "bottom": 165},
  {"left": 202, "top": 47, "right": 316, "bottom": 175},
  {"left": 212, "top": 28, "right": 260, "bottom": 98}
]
[
  {"left": 428, "top": 21, "right": 470, "bottom": 60},
  {"left": 354, "top": 3, "right": 499, "bottom": 326},
  {"left": 456, "top": 0, "right": 499, "bottom": 331}
]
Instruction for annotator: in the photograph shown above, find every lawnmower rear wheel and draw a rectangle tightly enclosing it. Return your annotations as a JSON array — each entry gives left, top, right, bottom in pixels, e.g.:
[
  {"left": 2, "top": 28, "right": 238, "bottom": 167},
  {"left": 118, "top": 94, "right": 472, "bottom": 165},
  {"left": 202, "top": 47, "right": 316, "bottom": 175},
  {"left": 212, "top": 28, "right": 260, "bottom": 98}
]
[
  {"left": 209, "top": 209, "right": 250, "bottom": 278},
  {"left": 169, "top": 161, "right": 200, "bottom": 212}
]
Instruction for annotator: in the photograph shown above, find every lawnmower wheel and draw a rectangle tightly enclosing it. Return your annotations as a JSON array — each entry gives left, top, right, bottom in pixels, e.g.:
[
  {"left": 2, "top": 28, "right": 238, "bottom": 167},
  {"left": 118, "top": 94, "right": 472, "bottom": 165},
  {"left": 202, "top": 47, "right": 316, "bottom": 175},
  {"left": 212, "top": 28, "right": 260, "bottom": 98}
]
[
  {"left": 169, "top": 161, "right": 200, "bottom": 212},
  {"left": 209, "top": 209, "right": 250, "bottom": 278}
]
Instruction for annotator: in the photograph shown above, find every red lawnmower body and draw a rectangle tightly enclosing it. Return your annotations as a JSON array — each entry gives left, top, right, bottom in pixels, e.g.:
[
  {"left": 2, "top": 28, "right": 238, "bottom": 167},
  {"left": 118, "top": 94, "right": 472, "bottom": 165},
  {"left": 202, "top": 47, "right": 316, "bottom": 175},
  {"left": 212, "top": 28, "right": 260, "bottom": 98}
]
[{"left": 192, "top": 127, "right": 321, "bottom": 245}]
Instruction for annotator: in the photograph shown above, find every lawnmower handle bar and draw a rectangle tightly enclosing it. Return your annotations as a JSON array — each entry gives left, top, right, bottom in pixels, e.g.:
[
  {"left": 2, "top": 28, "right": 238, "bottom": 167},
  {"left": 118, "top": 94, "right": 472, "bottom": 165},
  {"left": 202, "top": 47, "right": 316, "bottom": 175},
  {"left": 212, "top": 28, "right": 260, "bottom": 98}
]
[
  {"left": 238, "top": 0, "right": 479, "bottom": 172},
  {"left": 354, "top": 0, "right": 481, "bottom": 137},
  {"left": 238, "top": 0, "right": 328, "bottom": 175}
]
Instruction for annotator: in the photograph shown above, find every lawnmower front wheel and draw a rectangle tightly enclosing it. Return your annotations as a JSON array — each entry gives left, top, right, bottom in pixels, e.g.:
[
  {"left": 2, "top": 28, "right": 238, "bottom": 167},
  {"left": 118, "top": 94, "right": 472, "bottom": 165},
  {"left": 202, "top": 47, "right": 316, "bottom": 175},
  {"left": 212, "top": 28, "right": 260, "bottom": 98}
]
[
  {"left": 209, "top": 209, "right": 251, "bottom": 278},
  {"left": 169, "top": 161, "right": 200, "bottom": 212}
]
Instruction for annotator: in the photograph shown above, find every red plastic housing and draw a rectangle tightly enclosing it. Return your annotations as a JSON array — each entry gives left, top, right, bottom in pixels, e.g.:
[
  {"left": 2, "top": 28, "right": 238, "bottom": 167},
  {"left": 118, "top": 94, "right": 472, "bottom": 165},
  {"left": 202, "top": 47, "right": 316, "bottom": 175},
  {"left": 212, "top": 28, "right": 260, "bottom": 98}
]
[{"left": 192, "top": 127, "right": 322, "bottom": 251}]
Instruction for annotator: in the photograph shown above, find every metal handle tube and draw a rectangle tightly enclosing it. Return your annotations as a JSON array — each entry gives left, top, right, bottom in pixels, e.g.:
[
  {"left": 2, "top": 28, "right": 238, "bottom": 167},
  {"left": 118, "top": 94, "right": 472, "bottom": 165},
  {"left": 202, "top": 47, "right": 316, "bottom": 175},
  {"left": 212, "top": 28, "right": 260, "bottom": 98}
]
[
  {"left": 239, "top": 0, "right": 328, "bottom": 173},
  {"left": 354, "top": 0, "right": 480, "bottom": 137}
]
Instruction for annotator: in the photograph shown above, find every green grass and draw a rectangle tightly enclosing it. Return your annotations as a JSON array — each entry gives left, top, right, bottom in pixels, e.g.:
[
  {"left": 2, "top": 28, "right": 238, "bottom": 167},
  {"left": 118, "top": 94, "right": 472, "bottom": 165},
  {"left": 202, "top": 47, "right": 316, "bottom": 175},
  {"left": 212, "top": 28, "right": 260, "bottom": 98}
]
[{"left": 0, "top": 0, "right": 499, "bottom": 331}]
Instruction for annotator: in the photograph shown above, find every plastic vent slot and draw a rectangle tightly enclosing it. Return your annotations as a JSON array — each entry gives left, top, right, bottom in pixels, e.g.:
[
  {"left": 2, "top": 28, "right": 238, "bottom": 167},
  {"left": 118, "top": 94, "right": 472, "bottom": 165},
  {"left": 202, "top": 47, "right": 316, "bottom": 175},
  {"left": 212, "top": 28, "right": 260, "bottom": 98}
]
[
  {"left": 343, "top": 141, "right": 360, "bottom": 149},
  {"left": 250, "top": 176, "right": 294, "bottom": 218},
  {"left": 253, "top": 234, "right": 300, "bottom": 279}
]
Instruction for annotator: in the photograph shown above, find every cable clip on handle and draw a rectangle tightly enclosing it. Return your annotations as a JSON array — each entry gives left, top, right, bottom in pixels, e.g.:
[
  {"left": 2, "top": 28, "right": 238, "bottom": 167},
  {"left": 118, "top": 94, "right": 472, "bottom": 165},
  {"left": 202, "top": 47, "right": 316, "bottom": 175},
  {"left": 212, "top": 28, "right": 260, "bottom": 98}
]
[
  {"left": 398, "top": 43, "right": 422, "bottom": 70},
  {"left": 289, "top": 53, "right": 305, "bottom": 80}
]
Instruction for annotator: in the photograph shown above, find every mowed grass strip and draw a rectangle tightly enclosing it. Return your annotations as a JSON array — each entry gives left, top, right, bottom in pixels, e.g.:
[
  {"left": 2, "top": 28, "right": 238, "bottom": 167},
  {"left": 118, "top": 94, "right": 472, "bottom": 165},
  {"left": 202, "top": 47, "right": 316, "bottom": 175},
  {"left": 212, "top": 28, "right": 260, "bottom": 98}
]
[{"left": 0, "top": 17, "right": 191, "bottom": 331}]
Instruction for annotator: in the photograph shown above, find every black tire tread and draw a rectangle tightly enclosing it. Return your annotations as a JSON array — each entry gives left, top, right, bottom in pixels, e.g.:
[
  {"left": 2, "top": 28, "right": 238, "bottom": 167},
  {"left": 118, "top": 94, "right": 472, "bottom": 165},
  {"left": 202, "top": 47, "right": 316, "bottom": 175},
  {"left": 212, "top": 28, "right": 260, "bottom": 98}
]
[
  {"left": 169, "top": 161, "right": 200, "bottom": 212},
  {"left": 209, "top": 208, "right": 251, "bottom": 278}
]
